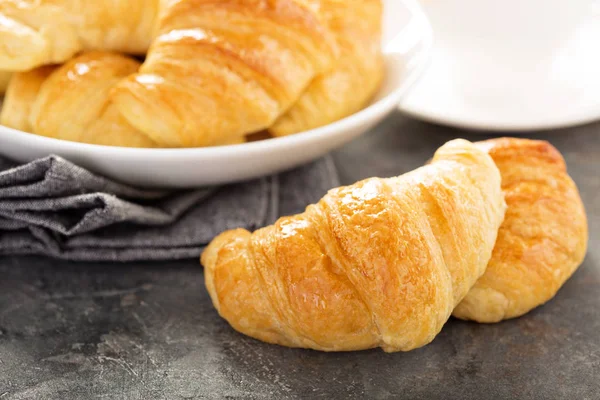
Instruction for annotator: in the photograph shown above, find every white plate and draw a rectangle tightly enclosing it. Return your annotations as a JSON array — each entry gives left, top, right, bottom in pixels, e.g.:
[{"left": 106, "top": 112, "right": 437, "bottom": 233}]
[
  {"left": 0, "top": 0, "right": 433, "bottom": 188},
  {"left": 398, "top": 0, "right": 600, "bottom": 131}
]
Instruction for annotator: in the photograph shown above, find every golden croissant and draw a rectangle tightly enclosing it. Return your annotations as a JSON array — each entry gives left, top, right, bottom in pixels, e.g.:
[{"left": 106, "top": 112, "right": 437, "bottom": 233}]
[
  {"left": 1, "top": 51, "right": 157, "bottom": 147},
  {"left": 271, "top": 0, "right": 384, "bottom": 136},
  {"left": 0, "top": 70, "right": 11, "bottom": 94},
  {"left": 111, "top": 0, "right": 340, "bottom": 147},
  {"left": 0, "top": 65, "right": 55, "bottom": 132},
  {"left": 202, "top": 139, "right": 506, "bottom": 352},
  {"left": 0, "top": 51, "right": 245, "bottom": 147},
  {"left": 0, "top": 0, "right": 159, "bottom": 71},
  {"left": 453, "top": 138, "right": 588, "bottom": 322}
]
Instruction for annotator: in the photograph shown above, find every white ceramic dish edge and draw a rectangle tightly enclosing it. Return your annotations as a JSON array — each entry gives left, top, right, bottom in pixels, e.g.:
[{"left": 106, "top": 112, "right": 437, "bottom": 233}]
[
  {"left": 0, "top": 0, "right": 433, "bottom": 188},
  {"left": 398, "top": 0, "right": 600, "bottom": 132}
]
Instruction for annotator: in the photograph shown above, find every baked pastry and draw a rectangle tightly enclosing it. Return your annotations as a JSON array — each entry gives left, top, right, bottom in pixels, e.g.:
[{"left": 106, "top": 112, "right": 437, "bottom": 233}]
[
  {"left": 0, "top": 70, "right": 12, "bottom": 94},
  {"left": 1, "top": 1, "right": 383, "bottom": 145},
  {"left": 270, "top": 0, "right": 384, "bottom": 136},
  {"left": 453, "top": 138, "right": 588, "bottom": 323},
  {"left": 0, "top": 65, "right": 56, "bottom": 132},
  {"left": 201, "top": 139, "right": 506, "bottom": 352},
  {"left": 0, "top": 51, "right": 247, "bottom": 147},
  {"left": 0, "top": 0, "right": 159, "bottom": 71},
  {"left": 2, "top": 51, "right": 157, "bottom": 147},
  {"left": 111, "top": 0, "right": 339, "bottom": 147}
]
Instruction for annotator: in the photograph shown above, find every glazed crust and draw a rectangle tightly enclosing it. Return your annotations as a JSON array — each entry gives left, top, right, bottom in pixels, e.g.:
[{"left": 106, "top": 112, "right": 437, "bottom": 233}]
[
  {"left": 202, "top": 139, "right": 506, "bottom": 352},
  {"left": 1, "top": 66, "right": 56, "bottom": 131},
  {"left": 1, "top": 51, "right": 157, "bottom": 147},
  {"left": 0, "top": 0, "right": 159, "bottom": 71},
  {"left": 0, "top": 50, "right": 248, "bottom": 147},
  {"left": 453, "top": 138, "right": 588, "bottom": 323},
  {"left": 1, "top": 1, "right": 382, "bottom": 145},
  {"left": 30, "top": 52, "right": 157, "bottom": 147},
  {"left": 270, "top": 0, "right": 384, "bottom": 136},
  {"left": 111, "top": 0, "right": 339, "bottom": 147}
]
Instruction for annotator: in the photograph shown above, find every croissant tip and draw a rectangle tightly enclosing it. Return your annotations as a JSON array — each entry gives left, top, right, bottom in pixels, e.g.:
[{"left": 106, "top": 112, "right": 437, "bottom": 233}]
[{"left": 477, "top": 137, "right": 566, "bottom": 170}]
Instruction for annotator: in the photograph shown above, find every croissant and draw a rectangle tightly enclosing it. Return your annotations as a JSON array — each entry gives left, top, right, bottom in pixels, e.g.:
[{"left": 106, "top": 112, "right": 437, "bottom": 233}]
[
  {"left": 0, "top": 65, "right": 56, "bottom": 132},
  {"left": 0, "top": 70, "right": 11, "bottom": 94},
  {"left": 111, "top": 0, "right": 339, "bottom": 147},
  {"left": 1, "top": 51, "right": 157, "bottom": 148},
  {"left": 0, "top": 0, "right": 159, "bottom": 71},
  {"left": 201, "top": 139, "right": 506, "bottom": 352},
  {"left": 453, "top": 138, "right": 588, "bottom": 323},
  {"left": 270, "top": 0, "right": 384, "bottom": 136}
]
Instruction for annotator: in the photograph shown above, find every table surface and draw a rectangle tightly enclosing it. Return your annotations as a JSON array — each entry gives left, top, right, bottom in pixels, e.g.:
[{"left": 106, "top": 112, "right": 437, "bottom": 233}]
[{"left": 0, "top": 113, "right": 598, "bottom": 400}]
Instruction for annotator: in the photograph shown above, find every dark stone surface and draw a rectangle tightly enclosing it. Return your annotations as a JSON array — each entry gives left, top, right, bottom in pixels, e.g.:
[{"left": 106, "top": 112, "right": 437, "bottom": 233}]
[{"left": 0, "top": 113, "right": 599, "bottom": 399}]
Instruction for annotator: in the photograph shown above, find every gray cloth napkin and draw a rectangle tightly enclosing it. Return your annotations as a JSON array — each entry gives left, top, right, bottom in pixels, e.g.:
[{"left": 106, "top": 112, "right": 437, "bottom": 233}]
[{"left": 0, "top": 155, "right": 339, "bottom": 261}]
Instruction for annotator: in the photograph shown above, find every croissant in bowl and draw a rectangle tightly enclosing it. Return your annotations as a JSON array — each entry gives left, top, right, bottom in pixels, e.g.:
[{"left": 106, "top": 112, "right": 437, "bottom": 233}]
[
  {"left": 110, "top": 0, "right": 342, "bottom": 147},
  {"left": 270, "top": 0, "right": 384, "bottom": 136},
  {"left": 0, "top": 0, "right": 159, "bottom": 71},
  {"left": 0, "top": 70, "right": 11, "bottom": 94},
  {"left": 0, "top": 0, "right": 385, "bottom": 148},
  {"left": 0, "top": 52, "right": 157, "bottom": 147}
]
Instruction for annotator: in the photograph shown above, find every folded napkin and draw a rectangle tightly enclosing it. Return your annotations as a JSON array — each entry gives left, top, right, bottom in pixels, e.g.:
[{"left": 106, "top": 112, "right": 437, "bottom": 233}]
[{"left": 0, "top": 155, "right": 339, "bottom": 261}]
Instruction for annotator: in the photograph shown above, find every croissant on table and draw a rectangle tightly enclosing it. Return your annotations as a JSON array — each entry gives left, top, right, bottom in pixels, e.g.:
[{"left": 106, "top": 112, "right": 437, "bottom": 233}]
[
  {"left": 0, "top": 0, "right": 159, "bottom": 71},
  {"left": 454, "top": 138, "right": 588, "bottom": 323},
  {"left": 202, "top": 139, "right": 507, "bottom": 352},
  {"left": 202, "top": 137, "right": 588, "bottom": 352}
]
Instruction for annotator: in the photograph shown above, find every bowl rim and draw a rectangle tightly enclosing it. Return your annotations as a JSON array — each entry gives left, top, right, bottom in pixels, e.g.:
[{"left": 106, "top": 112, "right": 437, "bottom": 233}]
[{"left": 0, "top": 0, "right": 433, "bottom": 160}]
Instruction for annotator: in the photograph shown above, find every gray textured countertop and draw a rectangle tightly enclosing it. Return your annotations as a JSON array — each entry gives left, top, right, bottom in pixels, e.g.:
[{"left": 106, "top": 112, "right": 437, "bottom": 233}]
[{"left": 0, "top": 113, "right": 598, "bottom": 399}]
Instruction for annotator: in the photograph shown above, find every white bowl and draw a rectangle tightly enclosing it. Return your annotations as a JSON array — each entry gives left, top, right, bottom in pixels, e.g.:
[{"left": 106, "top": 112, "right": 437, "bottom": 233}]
[{"left": 0, "top": 0, "right": 432, "bottom": 188}]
